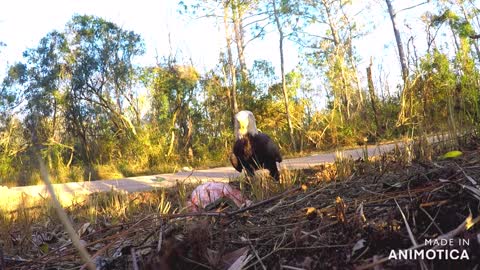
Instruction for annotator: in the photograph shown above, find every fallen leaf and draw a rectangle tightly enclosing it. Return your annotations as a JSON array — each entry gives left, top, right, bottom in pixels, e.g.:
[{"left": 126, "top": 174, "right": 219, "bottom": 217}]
[
  {"left": 227, "top": 248, "right": 252, "bottom": 270},
  {"left": 305, "top": 207, "right": 316, "bottom": 215},
  {"left": 77, "top": 222, "right": 91, "bottom": 237},
  {"left": 352, "top": 239, "right": 366, "bottom": 256},
  {"left": 440, "top": 150, "right": 463, "bottom": 159},
  {"left": 305, "top": 207, "right": 318, "bottom": 220},
  {"left": 39, "top": 243, "right": 49, "bottom": 254},
  {"left": 466, "top": 214, "right": 474, "bottom": 230},
  {"left": 222, "top": 247, "right": 249, "bottom": 267}
]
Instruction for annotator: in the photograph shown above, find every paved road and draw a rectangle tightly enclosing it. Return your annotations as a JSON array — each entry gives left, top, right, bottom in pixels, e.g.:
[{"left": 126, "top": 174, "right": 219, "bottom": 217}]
[{"left": 3, "top": 135, "right": 446, "bottom": 209}]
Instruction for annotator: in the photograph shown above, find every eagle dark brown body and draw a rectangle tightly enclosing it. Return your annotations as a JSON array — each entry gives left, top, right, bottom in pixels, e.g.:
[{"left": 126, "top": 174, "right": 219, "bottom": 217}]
[{"left": 230, "top": 133, "right": 282, "bottom": 181}]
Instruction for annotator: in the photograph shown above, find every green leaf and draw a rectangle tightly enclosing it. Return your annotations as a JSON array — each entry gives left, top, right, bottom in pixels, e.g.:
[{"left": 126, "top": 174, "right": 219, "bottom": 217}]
[
  {"left": 39, "top": 243, "right": 49, "bottom": 254},
  {"left": 441, "top": 150, "right": 463, "bottom": 159}
]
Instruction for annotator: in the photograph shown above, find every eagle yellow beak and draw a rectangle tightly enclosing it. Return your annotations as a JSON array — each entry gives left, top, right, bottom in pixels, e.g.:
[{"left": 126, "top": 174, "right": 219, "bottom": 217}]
[{"left": 238, "top": 119, "right": 248, "bottom": 135}]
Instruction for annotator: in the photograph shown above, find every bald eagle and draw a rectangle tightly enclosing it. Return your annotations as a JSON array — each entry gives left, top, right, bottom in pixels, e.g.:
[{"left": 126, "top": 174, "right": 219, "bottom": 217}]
[{"left": 229, "top": 110, "right": 282, "bottom": 181}]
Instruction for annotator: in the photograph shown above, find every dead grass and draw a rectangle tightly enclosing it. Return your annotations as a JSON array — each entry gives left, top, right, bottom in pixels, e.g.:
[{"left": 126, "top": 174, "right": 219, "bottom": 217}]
[{"left": 2, "top": 132, "right": 480, "bottom": 269}]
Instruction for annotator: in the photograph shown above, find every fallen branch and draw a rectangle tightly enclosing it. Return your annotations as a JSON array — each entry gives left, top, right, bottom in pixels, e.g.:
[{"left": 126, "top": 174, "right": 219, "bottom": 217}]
[{"left": 228, "top": 186, "right": 302, "bottom": 216}]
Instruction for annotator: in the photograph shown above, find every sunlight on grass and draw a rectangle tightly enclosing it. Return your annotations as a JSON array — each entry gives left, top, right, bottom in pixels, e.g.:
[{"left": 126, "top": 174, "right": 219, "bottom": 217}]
[
  {"left": 235, "top": 167, "right": 305, "bottom": 201},
  {"left": 334, "top": 151, "right": 355, "bottom": 181},
  {"left": 157, "top": 189, "right": 172, "bottom": 215},
  {"left": 175, "top": 181, "right": 188, "bottom": 210},
  {"left": 280, "top": 168, "right": 301, "bottom": 189},
  {"left": 0, "top": 186, "right": 177, "bottom": 229}
]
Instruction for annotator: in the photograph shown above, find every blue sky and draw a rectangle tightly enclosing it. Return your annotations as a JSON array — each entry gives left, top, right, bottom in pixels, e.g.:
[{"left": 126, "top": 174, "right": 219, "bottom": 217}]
[{"left": 0, "top": 0, "right": 437, "bottom": 93}]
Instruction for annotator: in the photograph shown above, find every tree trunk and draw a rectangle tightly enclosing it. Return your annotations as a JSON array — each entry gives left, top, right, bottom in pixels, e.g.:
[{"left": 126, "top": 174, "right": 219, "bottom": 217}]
[
  {"left": 322, "top": 0, "right": 351, "bottom": 120},
  {"left": 367, "top": 58, "right": 381, "bottom": 137},
  {"left": 231, "top": 0, "right": 248, "bottom": 86},
  {"left": 341, "top": 5, "right": 364, "bottom": 107},
  {"left": 273, "top": 0, "right": 297, "bottom": 151},
  {"left": 322, "top": 0, "right": 340, "bottom": 47},
  {"left": 166, "top": 109, "right": 178, "bottom": 157},
  {"left": 449, "top": 22, "right": 460, "bottom": 53},
  {"left": 224, "top": 2, "right": 238, "bottom": 127},
  {"left": 385, "top": 0, "right": 408, "bottom": 83}
]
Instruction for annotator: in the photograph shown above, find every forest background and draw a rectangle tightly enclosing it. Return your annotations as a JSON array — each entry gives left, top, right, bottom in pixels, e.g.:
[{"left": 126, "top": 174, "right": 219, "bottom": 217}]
[{"left": 0, "top": 0, "right": 479, "bottom": 186}]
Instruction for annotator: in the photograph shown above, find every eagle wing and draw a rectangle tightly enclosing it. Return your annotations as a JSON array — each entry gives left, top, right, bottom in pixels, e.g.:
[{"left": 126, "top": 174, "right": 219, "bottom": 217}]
[
  {"left": 229, "top": 152, "right": 243, "bottom": 172},
  {"left": 254, "top": 133, "right": 282, "bottom": 163}
]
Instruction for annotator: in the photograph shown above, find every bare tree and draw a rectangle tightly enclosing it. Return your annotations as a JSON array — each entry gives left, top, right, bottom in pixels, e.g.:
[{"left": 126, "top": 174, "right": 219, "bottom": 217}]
[
  {"left": 272, "top": 0, "right": 297, "bottom": 151},
  {"left": 231, "top": 0, "right": 249, "bottom": 83},
  {"left": 223, "top": 1, "right": 239, "bottom": 126},
  {"left": 367, "top": 58, "right": 381, "bottom": 137},
  {"left": 385, "top": 0, "right": 409, "bottom": 83}
]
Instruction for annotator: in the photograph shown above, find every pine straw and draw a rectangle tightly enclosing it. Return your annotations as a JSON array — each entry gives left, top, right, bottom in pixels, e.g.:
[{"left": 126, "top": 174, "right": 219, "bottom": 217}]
[{"left": 5, "top": 134, "right": 480, "bottom": 270}]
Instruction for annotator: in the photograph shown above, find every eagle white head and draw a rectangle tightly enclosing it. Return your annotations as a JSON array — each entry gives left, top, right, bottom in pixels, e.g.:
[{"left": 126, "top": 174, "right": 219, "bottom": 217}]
[{"left": 234, "top": 110, "right": 258, "bottom": 139}]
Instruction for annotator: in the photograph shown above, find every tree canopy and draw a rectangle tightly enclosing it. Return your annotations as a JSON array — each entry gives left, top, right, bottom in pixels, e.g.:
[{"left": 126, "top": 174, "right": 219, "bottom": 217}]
[{"left": 1, "top": 0, "right": 480, "bottom": 185}]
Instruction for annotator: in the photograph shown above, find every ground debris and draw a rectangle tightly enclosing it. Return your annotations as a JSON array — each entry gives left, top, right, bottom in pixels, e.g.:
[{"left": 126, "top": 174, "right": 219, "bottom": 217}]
[{"left": 6, "top": 134, "right": 480, "bottom": 269}]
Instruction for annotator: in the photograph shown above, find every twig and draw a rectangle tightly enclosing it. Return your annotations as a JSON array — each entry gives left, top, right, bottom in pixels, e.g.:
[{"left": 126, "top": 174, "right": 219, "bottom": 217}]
[
  {"left": 395, "top": 199, "right": 418, "bottom": 246},
  {"left": 165, "top": 211, "right": 227, "bottom": 219},
  {"left": 157, "top": 224, "right": 164, "bottom": 252},
  {"left": 265, "top": 199, "right": 284, "bottom": 213},
  {"left": 248, "top": 239, "right": 267, "bottom": 270},
  {"left": 131, "top": 248, "right": 139, "bottom": 270},
  {"left": 282, "top": 184, "right": 331, "bottom": 208},
  {"left": 228, "top": 187, "right": 302, "bottom": 216},
  {"left": 281, "top": 265, "right": 305, "bottom": 270},
  {"left": 394, "top": 199, "right": 427, "bottom": 270},
  {"left": 457, "top": 164, "right": 480, "bottom": 189},
  {"left": 37, "top": 158, "right": 96, "bottom": 270},
  {"left": 418, "top": 206, "right": 443, "bottom": 236},
  {"left": 419, "top": 200, "right": 448, "bottom": 208}
]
